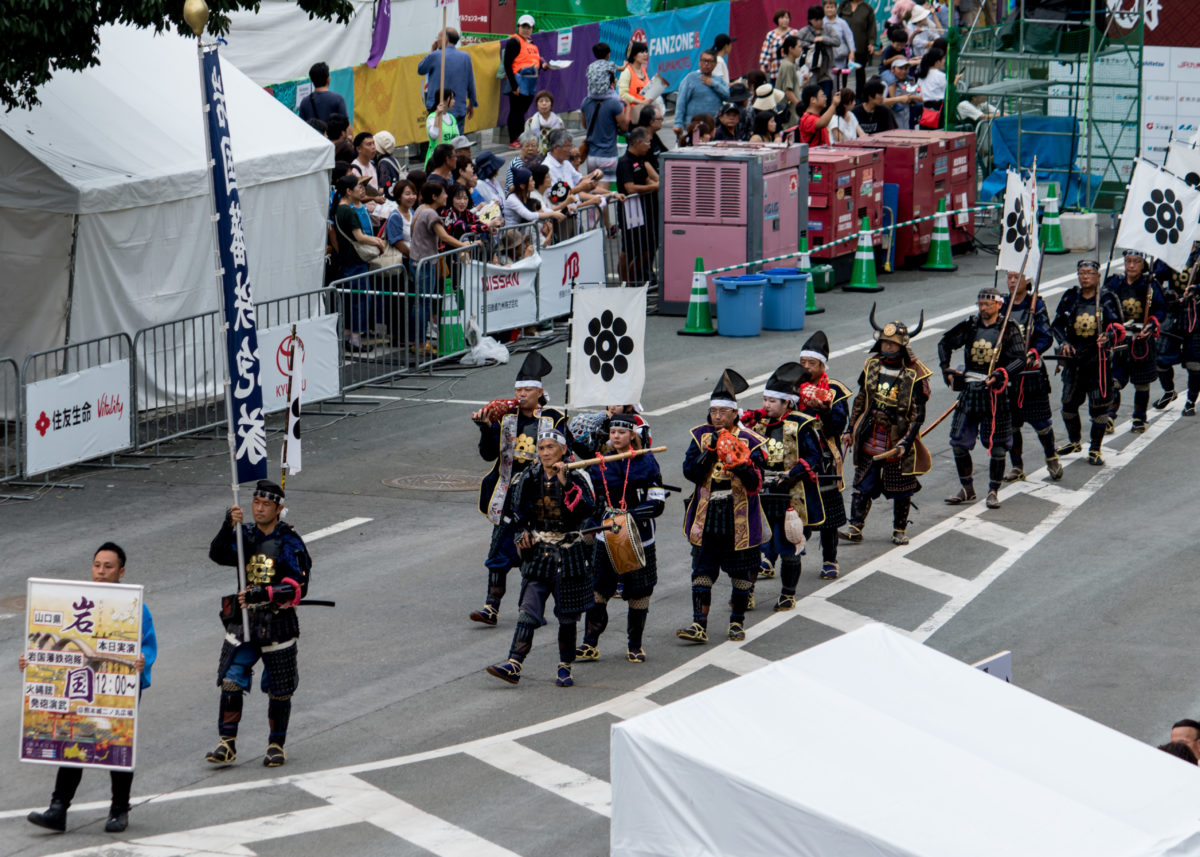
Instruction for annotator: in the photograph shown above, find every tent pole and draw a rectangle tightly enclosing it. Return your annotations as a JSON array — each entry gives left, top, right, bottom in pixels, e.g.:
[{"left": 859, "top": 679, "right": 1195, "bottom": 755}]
[{"left": 64, "top": 213, "right": 79, "bottom": 363}]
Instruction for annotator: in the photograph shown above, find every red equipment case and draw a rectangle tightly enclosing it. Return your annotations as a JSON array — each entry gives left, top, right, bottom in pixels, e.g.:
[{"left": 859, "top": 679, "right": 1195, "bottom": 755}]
[
  {"left": 806, "top": 147, "right": 883, "bottom": 260},
  {"left": 873, "top": 130, "right": 977, "bottom": 245}
]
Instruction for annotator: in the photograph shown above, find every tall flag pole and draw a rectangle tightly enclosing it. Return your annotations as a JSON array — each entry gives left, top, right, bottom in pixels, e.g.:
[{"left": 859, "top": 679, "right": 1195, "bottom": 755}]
[{"left": 186, "top": 0, "right": 268, "bottom": 637}]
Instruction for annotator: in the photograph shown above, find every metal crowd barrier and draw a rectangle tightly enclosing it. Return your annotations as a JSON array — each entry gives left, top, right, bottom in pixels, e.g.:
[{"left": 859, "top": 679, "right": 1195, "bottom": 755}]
[
  {"left": 330, "top": 241, "right": 486, "bottom": 389},
  {"left": 134, "top": 288, "right": 339, "bottom": 449},
  {"left": 20, "top": 334, "right": 136, "bottom": 475},
  {"left": 541, "top": 191, "right": 661, "bottom": 295},
  {"left": 492, "top": 221, "right": 543, "bottom": 266},
  {"left": 0, "top": 358, "right": 19, "bottom": 482}
]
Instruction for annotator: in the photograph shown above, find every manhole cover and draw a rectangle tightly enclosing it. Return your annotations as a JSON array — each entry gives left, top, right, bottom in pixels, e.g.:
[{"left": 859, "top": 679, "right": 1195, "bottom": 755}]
[
  {"left": 1, "top": 595, "right": 26, "bottom": 611},
  {"left": 383, "top": 473, "right": 480, "bottom": 492}
]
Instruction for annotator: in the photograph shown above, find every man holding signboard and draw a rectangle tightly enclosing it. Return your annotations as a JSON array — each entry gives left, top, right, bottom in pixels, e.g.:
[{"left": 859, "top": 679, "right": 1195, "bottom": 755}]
[
  {"left": 22, "top": 543, "right": 156, "bottom": 834},
  {"left": 207, "top": 480, "right": 311, "bottom": 769}
]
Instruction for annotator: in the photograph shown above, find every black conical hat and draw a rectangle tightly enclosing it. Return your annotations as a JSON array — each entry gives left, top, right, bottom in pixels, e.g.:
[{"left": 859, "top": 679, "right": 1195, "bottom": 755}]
[
  {"left": 764, "top": 362, "right": 806, "bottom": 401},
  {"left": 515, "top": 350, "right": 552, "bottom": 387},
  {"left": 799, "top": 331, "right": 830, "bottom": 363},
  {"left": 710, "top": 368, "right": 749, "bottom": 407}
]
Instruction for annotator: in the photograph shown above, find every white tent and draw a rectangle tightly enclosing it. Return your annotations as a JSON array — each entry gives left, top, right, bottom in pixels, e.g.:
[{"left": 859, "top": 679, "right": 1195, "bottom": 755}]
[
  {"left": 0, "top": 24, "right": 332, "bottom": 371},
  {"left": 611, "top": 624, "right": 1200, "bottom": 857},
  {"left": 220, "top": 0, "right": 460, "bottom": 87}
]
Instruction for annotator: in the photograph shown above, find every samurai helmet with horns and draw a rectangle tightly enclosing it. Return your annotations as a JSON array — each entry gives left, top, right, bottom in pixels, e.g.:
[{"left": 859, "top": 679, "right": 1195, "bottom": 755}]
[{"left": 868, "top": 303, "right": 924, "bottom": 353}]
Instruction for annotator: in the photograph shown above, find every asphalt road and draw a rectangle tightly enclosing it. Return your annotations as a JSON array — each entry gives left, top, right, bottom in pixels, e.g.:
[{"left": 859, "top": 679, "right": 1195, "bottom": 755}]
[{"left": 3, "top": 232, "right": 1198, "bottom": 857}]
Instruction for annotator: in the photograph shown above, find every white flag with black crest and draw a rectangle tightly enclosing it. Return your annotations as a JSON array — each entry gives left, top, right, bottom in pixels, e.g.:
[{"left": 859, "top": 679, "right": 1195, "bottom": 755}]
[
  {"left": 282, "top": 336, "right": 302, "bottom": 475},
  {"left": 568, "top": 286, "right": 646, "bottom": 407},
  {"left": 997, "top": 170, "right": 1040, "bottom": 274},
  {"left": 1116, "top": 160, "right": 1200, "bottom": 272}
]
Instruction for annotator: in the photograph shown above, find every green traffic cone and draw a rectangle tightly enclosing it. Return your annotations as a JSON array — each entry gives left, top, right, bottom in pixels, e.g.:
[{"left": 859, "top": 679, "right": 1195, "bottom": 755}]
[
  {"left": 844, "top": 217, "right": 885, "bottom": 293},
  {"left": 678, "top": 257, "right": 718, "bottom": 336},
  {"left": 438, "top": 276, "right": 465, "bottom": 355},
  {"left": 920, "top": 199, "right": 958, "bottom": 272},
  {"left": 798, "top": 237, "right": 824, "bottom": 315},
  {"left": 1041, "top": 183, "right": 1068, "bottom": 255}
]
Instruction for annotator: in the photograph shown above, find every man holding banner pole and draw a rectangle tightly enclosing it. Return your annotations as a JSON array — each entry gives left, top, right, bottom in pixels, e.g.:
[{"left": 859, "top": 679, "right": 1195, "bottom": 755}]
[{"left": 183, "top": 0, "right": 306, "bottom": 768}]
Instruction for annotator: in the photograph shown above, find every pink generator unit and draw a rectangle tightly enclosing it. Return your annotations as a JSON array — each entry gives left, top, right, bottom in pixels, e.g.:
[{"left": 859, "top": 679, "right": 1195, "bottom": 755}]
[{"left": 659, "top": 143, "right": 809, "bottom": 316}]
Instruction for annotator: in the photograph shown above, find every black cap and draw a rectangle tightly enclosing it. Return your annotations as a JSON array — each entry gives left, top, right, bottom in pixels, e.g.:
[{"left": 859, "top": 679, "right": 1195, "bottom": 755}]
[
  {"left": 710, "top": 368, "right": 749, "bottom": 408},
  {"left": 515, "top": 350, "right": 552, "bottom": 388},
  {"left": 799, "top": 331, "right": 830, "bottom": 364},
  {"left": 253, "top": 480, "right": 285, "bottom": 503},
  {"left": 608, "top": 412, "right": 640, "bottom": 430},
  {"left": 764, "top": 362, "right": 806, "bottom": 402},
  {"left": 728, "top": 82, "right": 751, "bottom": 103}
]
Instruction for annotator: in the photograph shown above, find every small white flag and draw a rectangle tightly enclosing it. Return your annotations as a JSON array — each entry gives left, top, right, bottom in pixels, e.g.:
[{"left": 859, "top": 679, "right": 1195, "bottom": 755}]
[
  {"left": 1165, "top": 140, "right": 1200, "bottom": 190},
  {"left": 282, "top": 336, "right": 303, "bottom": 475},
  {"left": 1116, "top": 160, "right": 1200, "bottom": 272},
  {"left": 568, "top": 286, "right": 647, "bottom": 407},
  {"left": 997, "top": 170, "right": 1040, "bottom": 274}
]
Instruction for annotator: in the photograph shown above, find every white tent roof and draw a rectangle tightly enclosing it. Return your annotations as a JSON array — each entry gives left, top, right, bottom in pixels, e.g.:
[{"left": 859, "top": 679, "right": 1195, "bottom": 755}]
[
  {"left": 611, "top": 624, "right": 1200, "bottom": 857},
  {"left": 0, "top": 24, "right": 332, "bottom": 214}
]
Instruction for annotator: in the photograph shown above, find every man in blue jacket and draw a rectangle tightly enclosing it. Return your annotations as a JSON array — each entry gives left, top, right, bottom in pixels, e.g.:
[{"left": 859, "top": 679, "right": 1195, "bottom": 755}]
[
  {"left": 418, "top": 28, "right": 478, "bottom": 127},
  {"left": 675, "top": 51, "right": 730, "bottom": 131},
  {"left": 24, "top": 542, "right": 157, "bottom": 834}
]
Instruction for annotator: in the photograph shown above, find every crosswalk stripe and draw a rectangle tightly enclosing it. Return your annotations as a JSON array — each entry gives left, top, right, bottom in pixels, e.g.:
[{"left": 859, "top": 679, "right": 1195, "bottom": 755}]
[
  {"left": 879, "top": 555, "right": 971, "bottom": 598},
  {"left": 467, "top": 741, "right": 612, "bottom": 817},
  {"left": 297, "top": 772, "right": 523, "bottom": 856}
]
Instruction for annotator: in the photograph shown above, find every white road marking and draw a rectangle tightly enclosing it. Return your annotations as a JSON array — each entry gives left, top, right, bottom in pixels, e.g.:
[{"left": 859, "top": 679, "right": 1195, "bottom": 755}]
[
  {"left": 343, "top": 394, "right": 488, "bottom": 406},
  {"left": 297, "top": 773, "right": 523, "bottom": 857},
  {"left": 880, "top": 555, "right": 971, "bottom": 598},
  {"left": 467, "top": 741, "right": 612, "bottom": 817},
  {"left": 711, "top": 646, "right": 774, "bottom": 676},
  {"left": 644, "top": 264, "right": 1109, "bottom": 418},
  {"left": 304, "top": 517, "right": 373, "bottom": 542}
]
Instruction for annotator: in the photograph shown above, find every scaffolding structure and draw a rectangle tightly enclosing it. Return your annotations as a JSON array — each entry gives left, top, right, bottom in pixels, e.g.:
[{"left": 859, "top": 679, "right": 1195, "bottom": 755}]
[{"left": 957, "top": 0, "right": 1144, "bottom": 212}]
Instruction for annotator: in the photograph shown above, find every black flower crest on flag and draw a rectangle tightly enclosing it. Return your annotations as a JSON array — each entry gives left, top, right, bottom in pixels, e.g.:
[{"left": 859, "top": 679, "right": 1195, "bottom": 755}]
[
  {"left": 584, "top": 309, "right": 635, "bottom": 381},
  {"left": 1005, "top": 193, "right": 1029, "bottom": 253},
  {"left": 1186, "top": 171, "right": 1200, "bottom": 189},
  {"left": 1144, "top": 187, "right": 1185, "bottom": 246}
]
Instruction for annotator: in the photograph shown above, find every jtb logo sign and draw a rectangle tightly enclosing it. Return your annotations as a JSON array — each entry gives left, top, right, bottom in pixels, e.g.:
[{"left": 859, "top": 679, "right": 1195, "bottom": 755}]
[{"left": 562, "top": 252, "right": 580, "bottom": 285}]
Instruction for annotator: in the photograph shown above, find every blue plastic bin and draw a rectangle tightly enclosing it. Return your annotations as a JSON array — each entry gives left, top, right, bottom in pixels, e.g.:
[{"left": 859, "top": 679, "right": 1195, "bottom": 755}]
[
  {"left": 761, "top": 268, "right": 809, "bottom": 331},
  {"left": 713, "top": 274, "right": 766, "bottom": 337}
]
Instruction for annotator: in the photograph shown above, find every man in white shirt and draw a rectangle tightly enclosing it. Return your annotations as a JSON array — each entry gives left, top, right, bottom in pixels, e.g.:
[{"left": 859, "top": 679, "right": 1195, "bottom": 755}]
[{"left": 544, "top": 129, "right": 598, "bottom": 196}]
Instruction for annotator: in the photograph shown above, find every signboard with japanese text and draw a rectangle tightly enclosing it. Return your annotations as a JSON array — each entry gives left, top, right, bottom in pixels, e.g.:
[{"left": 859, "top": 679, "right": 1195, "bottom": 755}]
[
  {"left": 480, "top": 253, "right": 539, "bottom": 334},
  {"left": 201, "top": 45, "right": 268, "bottom": 485},
  {"left": 256, "top": 315, "right": 341, "bottom": 414},
  {"left": 24, "top": 359, "right": 132, "bottom": 477},
  {"left": 537, "top": 229, "right": 605, "bottom": 321},
  {"left": 21, "top": 579, "right": 143, "bottom": 771}
]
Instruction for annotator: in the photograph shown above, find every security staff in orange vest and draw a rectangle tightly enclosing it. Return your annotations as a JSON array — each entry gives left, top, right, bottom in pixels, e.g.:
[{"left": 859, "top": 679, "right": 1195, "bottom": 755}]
[
  {"left": 504, "top": 14, "right": 548, "bottom": 148},
  {"left": 619, "top": 40, "right": 651, "bottom": 123}
]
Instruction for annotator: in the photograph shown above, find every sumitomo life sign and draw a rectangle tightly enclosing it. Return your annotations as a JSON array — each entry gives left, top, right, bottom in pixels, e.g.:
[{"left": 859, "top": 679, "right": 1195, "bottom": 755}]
[{"left": 24, "top": 360, "right": 132, "bottom": 476}]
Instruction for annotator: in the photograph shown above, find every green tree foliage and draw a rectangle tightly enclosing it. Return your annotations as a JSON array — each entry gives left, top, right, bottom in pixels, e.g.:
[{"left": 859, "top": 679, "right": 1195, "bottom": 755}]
[{"left": 0, "top": 0, "right": 354, "bottom": 111}]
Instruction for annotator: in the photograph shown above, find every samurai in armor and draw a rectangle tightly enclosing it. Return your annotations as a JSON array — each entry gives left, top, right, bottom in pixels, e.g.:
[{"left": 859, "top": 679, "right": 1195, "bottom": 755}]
[
  {"left": 677, "top": 369, "right": 769, "bottom": 645},
  {"left": 470, "top": 351, "right": 570, "bottom": 626},
  {"left": 741, "top": 362, "right": 811, "bottom": 611},
  {"left": 793, "top": 332, "right": 852, "bottom": 580},
  {"left": 1002, "top": 270, "right": 1064, "bottom": 482},
  {"left": 937, "top": 286, "right": 1027, "bottom": 509},
  {"left": 577, "top": 413, "right": 665, "bottom": 663},
  {"left": 1051, "top": 259, "right": 1124, "bottom": 465},
  {"left": 207, "top": 480, "right": 312, "bottom": 768},
  {"left": 1105, "top": 249, "right": 1166, "bottom": 432},
  {"left": 841, "top": 308, "right": 933, "bottom": 546},
  {"left": 1153, "top": 240, "right": 1200, "bottom": 415},
  {"left": 485, "top": 427, "right": 596, "bottom": 687}
]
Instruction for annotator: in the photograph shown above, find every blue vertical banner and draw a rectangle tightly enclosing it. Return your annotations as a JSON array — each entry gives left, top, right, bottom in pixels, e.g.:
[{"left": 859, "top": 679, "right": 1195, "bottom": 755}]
[{"left": 201, "top": 45, "right": 268, "bottom": 485}]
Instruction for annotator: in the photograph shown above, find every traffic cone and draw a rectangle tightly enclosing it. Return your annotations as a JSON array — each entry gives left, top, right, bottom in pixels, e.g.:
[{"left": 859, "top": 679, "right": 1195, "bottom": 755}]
[
  {"left": 797, "top": 237, "right": 824, "bottom": 315},
  {"left": 438, "top": 276, "right": 465, "bottom": 355},
  {"left": 1041, "top": 183, "right": 1068, "bottom": 255},
  {"left": 920, "top": 199, "right": 958, "bottom": 272},
  {"left": 678, "top": 257, "right": 718, "bottom": 336},
  {"left": 843, "top": 217, "right": 884, "bottom": 293}
]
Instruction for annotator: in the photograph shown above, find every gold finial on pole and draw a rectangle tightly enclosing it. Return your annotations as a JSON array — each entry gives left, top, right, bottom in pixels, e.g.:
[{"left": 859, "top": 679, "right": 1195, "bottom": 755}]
[{"left": 183, "top": 0, "right": 210, "bottom": 36}]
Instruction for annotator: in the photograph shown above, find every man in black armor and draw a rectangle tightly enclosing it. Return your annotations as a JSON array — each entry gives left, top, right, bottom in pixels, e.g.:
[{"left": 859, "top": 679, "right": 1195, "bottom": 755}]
[
  {"left": 1105, "top": 249, "right": 1166, "bottom": 433},
  {"left": 1002, "top": 269, "right": 1064, "bottom": 481},
  {"left": 486, "top": 428, "right": 596, "bottom": 687},
  {"left": 842, "top": 308, "right": 933, "bottom": 545},
  {"left": 937, "top": 286, "right": 1026, "bottom": 509},
  {"left": 470, "top": 351, "right": 570, "bottom": 626},
  {"left": 1153, "top": 241, "right": 1200, "bottom": 415},
  {"left": 207, "top": 480, "right": 312, "bottom": 768},
  {"left": 1051, "top": 259, "right": 1124, "bottom": 465}
]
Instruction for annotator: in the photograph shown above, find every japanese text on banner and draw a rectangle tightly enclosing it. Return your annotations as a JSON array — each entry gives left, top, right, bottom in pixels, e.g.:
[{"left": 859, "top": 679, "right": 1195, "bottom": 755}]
[{"left": 202, "top": 45, "right": 267, "bottom": 484}]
